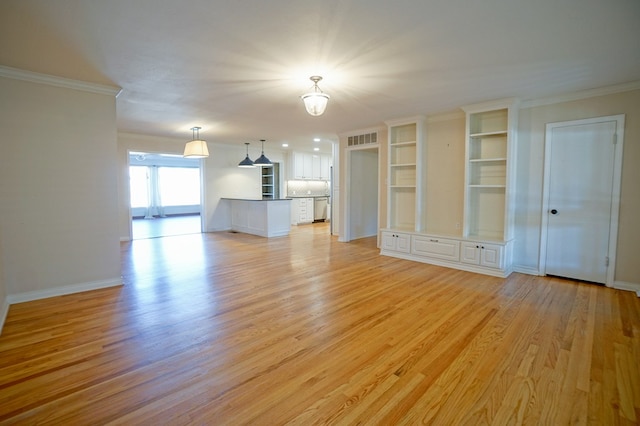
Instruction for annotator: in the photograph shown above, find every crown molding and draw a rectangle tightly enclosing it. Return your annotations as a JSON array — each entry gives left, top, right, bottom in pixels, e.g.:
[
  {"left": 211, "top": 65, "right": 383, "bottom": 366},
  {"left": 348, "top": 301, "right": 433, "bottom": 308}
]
[
  {"left": 0, "top": 65, "right": 121, "bottom": 97},
  {"left": 521, "top": 80, "right": 640, "bottom": 109}
]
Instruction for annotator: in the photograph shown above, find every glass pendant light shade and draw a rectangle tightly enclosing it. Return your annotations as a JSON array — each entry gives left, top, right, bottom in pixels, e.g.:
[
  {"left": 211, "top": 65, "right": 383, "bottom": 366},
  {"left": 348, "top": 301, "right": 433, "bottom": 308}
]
[
  {"left": 238, "top": 143, "right": 255, "bottom": 168},
  {"left": 183, "top": 127, "right": 209, "bottom": 158},
  {"left": 253, "top": 139, "right": 272, "bottom": 167},
  {"left": 301, "top": 76, "right": 330, "bottom": 116}
]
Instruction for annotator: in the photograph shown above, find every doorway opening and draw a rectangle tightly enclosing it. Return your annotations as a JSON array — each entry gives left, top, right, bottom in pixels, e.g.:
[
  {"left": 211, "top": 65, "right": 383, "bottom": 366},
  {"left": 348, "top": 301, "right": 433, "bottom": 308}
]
[
  {"left": 129, "top": 151, "right": 204, "bottom": 239},
  {"left": 346, "top": 147, "right": 379, "bottom": 241}
]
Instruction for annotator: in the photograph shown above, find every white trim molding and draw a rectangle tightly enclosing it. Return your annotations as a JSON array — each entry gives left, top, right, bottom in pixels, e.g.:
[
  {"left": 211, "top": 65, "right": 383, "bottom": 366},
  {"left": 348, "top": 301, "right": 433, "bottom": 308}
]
[
  {"left": 521, "top": 80, "right": 640, "bottom": 109},
  {"left": 6, "top": 278, "right": 123, "bottom": 305},
  {"left": 613, "top": 281, "right": 640, "bottom": 295},
  {"left": 0, "top": 65, "right": 122, "bottom": 97},
  {"left": 513, "top": 265, "right": 540, "bottom": 276},
  {"left": 0, "top": 297, "right": 9, "bottom": 336}
]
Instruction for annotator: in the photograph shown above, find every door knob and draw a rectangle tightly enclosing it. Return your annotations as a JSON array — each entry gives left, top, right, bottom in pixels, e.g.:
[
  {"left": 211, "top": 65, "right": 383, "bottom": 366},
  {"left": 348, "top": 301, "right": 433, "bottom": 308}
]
[{"left": 550, "top": 209, "right": 558, "bottom": 215}]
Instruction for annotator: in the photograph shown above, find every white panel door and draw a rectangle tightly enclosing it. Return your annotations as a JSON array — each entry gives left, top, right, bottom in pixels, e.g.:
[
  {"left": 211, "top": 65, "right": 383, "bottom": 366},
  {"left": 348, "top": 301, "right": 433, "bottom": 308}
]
[{"left": 544, "top": 120, "right": 617, "bottom": 283}]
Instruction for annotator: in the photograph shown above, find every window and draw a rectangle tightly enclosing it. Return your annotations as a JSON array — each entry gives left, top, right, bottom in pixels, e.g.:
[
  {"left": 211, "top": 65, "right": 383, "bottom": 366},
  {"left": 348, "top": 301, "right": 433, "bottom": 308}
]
[
  {"left": 129, "top": 166, "right": 200, "bottom": 208},
  {"left": 158, "top": 167, "right": 201, "bottom": 206},
  {"left": 129, "top": 166, "right": 149, "bottom": 208}
]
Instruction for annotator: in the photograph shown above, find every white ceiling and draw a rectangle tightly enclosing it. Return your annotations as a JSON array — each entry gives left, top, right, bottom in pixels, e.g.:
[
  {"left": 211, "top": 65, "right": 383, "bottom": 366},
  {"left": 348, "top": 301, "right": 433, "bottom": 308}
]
[{"left": 1, "top": 0, "right": 639, "bottom": 155}]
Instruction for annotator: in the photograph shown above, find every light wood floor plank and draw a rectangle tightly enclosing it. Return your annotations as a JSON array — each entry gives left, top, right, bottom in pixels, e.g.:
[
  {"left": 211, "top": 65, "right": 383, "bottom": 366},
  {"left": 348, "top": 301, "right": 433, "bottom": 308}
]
[{"left": 0, "top": 223, "right": 639, "bottom": 424}]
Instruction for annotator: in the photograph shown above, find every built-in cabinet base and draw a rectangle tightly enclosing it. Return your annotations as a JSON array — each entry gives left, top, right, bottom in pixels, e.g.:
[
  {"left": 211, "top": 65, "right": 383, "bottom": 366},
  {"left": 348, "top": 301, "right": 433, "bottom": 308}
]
[{"left": 380, "top": 229, "right": 513, "bottom": 278}]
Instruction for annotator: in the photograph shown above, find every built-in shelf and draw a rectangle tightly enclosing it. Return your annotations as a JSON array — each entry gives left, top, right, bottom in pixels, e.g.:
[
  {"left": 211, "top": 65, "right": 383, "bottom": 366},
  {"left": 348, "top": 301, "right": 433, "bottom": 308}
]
[{"left": 463, "top": 99, "right": 517, "bottom": 242}]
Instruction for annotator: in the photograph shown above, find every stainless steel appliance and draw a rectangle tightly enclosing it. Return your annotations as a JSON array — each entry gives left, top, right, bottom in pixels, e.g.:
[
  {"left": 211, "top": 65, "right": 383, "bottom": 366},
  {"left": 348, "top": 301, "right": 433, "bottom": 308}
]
[{"left": 313, "top": 197, "right": 328, "bottom": 222}]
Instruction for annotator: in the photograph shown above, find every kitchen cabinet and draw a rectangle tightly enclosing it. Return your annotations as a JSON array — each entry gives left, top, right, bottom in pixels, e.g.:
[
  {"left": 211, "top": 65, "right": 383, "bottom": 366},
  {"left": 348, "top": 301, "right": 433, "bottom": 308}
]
[
  {"left": 290, "top": 197, "right": 314, "bottom": 225},
  {"left": 320, "top": 155, "right": 331, "bottom": 180},
  {"left": 291, "top": 152, "right": 332, "bottom": 180}
]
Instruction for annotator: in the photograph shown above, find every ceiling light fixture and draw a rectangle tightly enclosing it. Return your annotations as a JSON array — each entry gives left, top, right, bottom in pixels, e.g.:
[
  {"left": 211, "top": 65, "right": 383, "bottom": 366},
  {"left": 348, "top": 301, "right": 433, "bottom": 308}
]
[
  {"left": 301, "top": 76, "right": 330, "bottom": 116},
  {"left": 183, "top": 126, "right": 209, "bottom": 158},
  {"left": 238, "top": 143, "right": 255, "bottom": 168},
  {"left": 253, "top": 139, "right": 272, "bottom": 167}
]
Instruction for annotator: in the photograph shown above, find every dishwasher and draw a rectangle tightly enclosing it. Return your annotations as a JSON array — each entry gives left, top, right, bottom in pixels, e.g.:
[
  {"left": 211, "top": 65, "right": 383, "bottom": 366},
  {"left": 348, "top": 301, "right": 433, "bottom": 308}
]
[{"left": 313, "top": 197, "right": 328, "bottom": 222}]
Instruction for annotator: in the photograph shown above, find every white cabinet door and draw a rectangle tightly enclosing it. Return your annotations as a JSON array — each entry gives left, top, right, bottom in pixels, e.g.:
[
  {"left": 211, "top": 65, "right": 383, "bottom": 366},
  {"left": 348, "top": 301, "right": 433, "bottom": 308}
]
[
  {"left": 292, "top": 152, "right": 316, "bottom": 179},
  {"left": 480, "top": 243, "right": 503, "bottom": 269},
  {"left": 381, "top": 231, "right": 410, "bottom": 253},
  {"left": 396, "top": 233, "right": 411, "bottom": 253},
  {"left": 311, "top": 155, "right": 321, "bottom": 179},
  {"left": 460, "top": 242, "right": 481, "bottom": 264},
  {"left": 302, "top": 154, "right": 312, "bottom": 179},
  {"left": 381, "top": 232, "right": 397, "bottom": 251},
  {"left": 320, "top": 155, "right": 331, "bottom": 180},
  {"left": 293, "top": 153, "right": 305, "bottom": 179},
  {"left": 460, "top": 241, "right": 503, "bottom": 269}
]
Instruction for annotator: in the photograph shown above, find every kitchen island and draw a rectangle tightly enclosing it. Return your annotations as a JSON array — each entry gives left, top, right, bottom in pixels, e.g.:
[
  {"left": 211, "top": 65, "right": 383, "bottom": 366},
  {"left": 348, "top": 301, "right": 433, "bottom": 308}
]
[{"left": 221, "top": 198, "right": 291, "bottom": 238}]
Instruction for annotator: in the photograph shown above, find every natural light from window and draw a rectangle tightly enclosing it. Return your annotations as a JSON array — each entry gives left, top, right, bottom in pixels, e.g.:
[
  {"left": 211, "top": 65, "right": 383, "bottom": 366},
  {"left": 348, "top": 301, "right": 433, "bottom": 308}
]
[{"left": 129, "top": 166, "right": 200, "bottom": 208}]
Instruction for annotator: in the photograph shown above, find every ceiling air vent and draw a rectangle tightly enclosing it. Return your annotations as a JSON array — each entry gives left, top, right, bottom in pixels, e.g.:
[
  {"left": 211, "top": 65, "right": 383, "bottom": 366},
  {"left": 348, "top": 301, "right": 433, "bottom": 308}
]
[{"left": 347, "top": 132, "right": 378, "bottom": 147}]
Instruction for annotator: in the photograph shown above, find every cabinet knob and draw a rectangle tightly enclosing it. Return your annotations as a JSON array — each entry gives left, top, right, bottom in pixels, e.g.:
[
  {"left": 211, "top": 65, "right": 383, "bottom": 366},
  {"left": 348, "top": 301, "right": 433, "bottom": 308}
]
[{"left": 550, "top": 209, "right": 558, "bottom": 215}]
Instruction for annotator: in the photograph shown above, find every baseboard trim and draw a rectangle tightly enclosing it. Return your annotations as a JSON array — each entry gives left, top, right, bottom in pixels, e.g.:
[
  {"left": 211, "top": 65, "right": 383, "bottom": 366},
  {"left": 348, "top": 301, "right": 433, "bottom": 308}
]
[
  {"left": 7, "top": 278, "right": 123, "bottom": 305},
  {"left": 0, "top": 297, "right": 9, "bottom": 336},
  {"left": 613, "top": 280, "right": 640, "bottom": 295},
  {"left": 513, "top": 265, "right": 540, "bottom": 276}
]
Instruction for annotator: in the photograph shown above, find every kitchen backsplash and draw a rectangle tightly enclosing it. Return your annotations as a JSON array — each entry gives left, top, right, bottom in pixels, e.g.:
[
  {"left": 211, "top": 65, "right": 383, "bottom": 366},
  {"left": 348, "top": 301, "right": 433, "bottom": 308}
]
[{"left": 287, "top": 180, "right": 330, "bottom": 197}]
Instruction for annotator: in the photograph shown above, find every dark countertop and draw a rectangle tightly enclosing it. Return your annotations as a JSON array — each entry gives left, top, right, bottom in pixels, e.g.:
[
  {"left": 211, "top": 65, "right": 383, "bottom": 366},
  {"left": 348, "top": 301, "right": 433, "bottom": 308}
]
[{"left": 221, "top": 198, "right": 291, "bottom": 202}]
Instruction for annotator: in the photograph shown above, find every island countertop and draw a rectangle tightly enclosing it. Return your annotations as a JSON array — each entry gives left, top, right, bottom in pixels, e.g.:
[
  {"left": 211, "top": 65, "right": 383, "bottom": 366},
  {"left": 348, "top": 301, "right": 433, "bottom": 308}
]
[
  {"left": 221, "top": 198, "right": 291, "bottom": 202},
  {"left": 220, "top": 198, "right": 291, "bottom": 238}
]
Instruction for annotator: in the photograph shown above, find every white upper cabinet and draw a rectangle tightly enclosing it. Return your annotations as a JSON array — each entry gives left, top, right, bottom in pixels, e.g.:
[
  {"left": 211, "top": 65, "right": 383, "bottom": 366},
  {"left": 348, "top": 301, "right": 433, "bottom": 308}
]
[{"left": 290, "top": 152, "right": 331, "bottom": 180}]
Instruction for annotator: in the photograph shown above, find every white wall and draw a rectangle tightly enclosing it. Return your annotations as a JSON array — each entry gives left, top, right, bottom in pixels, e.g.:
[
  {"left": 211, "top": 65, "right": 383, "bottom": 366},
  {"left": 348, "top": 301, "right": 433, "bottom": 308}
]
[
  {"left": 0, "top": 76, "right": 121, "bottom": 301},
  {"left": 513, "top": 89, "right": 640, "bottom": 284}
]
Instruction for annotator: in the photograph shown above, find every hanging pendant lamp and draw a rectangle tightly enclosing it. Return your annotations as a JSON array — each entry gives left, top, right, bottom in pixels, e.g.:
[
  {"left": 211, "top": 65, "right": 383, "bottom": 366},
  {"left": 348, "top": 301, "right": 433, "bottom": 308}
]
[
  {"left": 238, "top": 143, "right": 255, "bottom": 168},
  {"left": 253, "top": 139, "right": 272, "bottom": 167},
  {"left": 183, "top": 127, "right": 209, "bottom": 158},
  {"left": 301, "top": 76, "right": 330, "bottom": 116}
]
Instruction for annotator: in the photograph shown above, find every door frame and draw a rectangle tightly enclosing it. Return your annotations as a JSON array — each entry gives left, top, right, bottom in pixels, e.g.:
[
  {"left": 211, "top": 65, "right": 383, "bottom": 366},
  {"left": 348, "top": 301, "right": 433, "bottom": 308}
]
[
  {"left": 538, "top": 114, "right": 625, "bottom": 287},
  {"left": 343, "top": 145, "right": 380, "bottom": 242}
]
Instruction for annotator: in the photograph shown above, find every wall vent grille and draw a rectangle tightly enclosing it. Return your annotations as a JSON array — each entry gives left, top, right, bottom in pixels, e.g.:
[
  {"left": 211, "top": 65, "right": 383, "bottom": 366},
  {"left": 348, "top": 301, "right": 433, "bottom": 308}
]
[{"left": 347, "top": 132, "right": 378, "bottom": 147}]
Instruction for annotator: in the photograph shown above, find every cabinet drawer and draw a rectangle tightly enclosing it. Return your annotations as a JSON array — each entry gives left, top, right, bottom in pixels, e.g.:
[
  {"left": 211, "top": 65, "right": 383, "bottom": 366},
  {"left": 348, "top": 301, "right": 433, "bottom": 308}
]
[{"left": 412, "top": 236, "right": 460, "bottom": 261}]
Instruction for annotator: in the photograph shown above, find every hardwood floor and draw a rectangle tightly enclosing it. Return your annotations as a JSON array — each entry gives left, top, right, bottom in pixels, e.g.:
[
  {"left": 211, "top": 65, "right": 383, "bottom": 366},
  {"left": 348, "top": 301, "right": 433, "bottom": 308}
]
[{"left": 1, "top": 223, "right": 639, "bottom": 424}]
